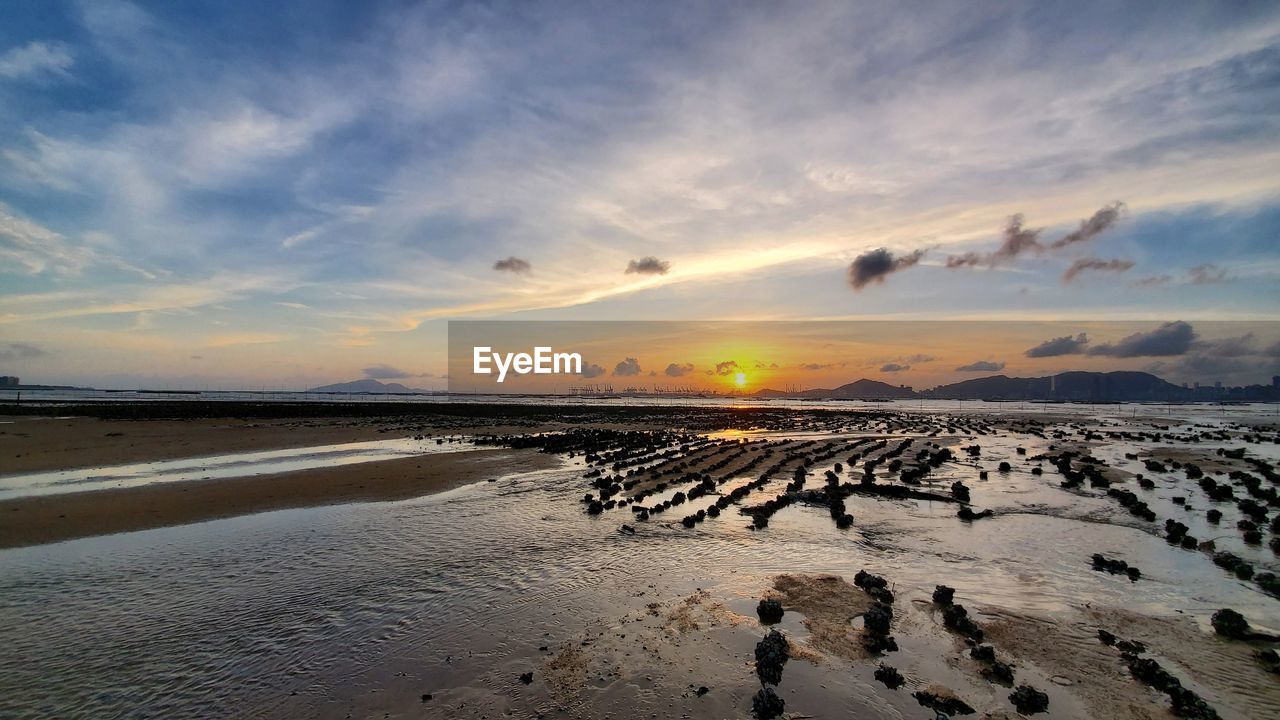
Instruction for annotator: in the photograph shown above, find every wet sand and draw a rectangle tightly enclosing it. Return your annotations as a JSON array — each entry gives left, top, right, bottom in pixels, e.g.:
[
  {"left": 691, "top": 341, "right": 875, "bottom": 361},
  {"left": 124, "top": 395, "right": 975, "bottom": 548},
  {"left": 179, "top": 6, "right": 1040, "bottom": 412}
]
[
  {"left": 1, "top": 401, "right": 1278, "bottom": 719},
  {"left": 0, "top": 447, "right": 558, "bottom": 548}
]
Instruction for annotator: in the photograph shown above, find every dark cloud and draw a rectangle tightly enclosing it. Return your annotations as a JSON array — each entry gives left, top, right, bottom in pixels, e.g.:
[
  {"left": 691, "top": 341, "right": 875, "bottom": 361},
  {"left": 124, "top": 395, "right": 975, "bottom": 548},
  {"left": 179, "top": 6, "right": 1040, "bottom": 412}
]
[
  {"left": 363, "top": 364, "right": 426, "bottom": 379},
  {"left": 664, "top": 362, "right": 694, "bottom": 377},
  {"left": 1025, "top": 333, "right": 1090, "bottom": 358},
  {"left": 190, "top": 355, "right": 203, "bottom": 360},
  {"left": 1062, "top": 257, "right": 1134, "bottom": 282},
  {"left": 880, "top": 363, "right": 909, "bottom": 372},
  {"left": 713, "top": 360, "right": 740, "bottom": 376},
  {"left": 847, "top": 248, "right": 925, "bottom": 290},
  {"left": 1194, "top": 333, "right": 1260, "bottom": 358},
  {"left": 905, "top": 353, "right": 937, "bottom": 363},
  {"left": 798, "top": 362, "right": 836, "bottom": 371},
  {"left": 493, "top": 256, "right": 531, "bottom": 274},
  {"left": 948, "top": 203, "right": 1125, "bottom": 268},
  {"left": 1188, "top": 263, "right": 1227, "bottom": 284},
  {"left": 625, "top": 256, "right": 670, "bottom": 275},
  {"left": 1086, "top": 321, "right": 1195, "bottom": 357},
  {"left": 1144, "top": 331, "right": 1280, "bottom": 384},
  {"left": 580, "top": 363, "right": 606, "bottom": 378},
  {"left": 0, "top": 342, "right": 48, "bottom": 362},
  {"left": 955, "top": 360, "right": 1006, "bottom": 372},
  {"left": 613, "top": 357, "right": 642, "bottom": 376},
  {"left": 947, "top": 214, "right": 1043, "bottom": 268},
  {"left": 754, "top": 360, "right": 779, "bottom": 369},
  {"left": 1134, "top": 274, "right": 1172, "bottom": 287},
  {"left": 1048, "top": 202, "right": 1126, "bottom": 248}
]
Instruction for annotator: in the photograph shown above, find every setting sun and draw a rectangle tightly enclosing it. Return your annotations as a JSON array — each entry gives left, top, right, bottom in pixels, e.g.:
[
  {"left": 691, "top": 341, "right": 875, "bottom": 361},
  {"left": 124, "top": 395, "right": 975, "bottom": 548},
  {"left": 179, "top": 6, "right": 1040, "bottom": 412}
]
[{"left": 734, "top": 372, "right": 747, "bottom": 387}]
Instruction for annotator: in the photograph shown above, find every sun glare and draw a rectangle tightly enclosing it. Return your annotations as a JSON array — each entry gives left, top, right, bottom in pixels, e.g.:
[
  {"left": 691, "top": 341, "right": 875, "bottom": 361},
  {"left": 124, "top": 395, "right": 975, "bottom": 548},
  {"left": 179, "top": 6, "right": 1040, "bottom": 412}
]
[{"left": 734, "top": 372, "right": 747, "bottom": 387}]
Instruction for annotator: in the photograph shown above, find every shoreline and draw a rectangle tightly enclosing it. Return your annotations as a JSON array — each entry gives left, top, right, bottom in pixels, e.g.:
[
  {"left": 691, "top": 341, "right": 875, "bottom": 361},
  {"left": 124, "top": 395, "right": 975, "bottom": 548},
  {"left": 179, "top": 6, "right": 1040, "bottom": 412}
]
[{"left": 0, "top": 446, "right": 559, "bottom": 549}]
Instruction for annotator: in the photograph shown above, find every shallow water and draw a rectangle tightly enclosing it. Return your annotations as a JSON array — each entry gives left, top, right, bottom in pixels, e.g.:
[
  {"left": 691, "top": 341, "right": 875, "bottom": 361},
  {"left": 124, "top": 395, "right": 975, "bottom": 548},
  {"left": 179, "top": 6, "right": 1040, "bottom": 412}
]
[
  {"left": 0, "top": 409, "right": 1277, "bottom": 719},
  {"left": 0, "top": 437, "right": 470, "bottom": 500}
]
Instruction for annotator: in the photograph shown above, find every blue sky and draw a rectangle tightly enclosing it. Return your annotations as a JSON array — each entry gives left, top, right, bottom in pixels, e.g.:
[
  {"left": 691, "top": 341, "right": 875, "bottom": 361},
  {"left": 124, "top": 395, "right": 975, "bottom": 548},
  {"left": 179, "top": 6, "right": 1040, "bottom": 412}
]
[{"left": 1, "top": 1, "right": 1278, "bottom": 389}]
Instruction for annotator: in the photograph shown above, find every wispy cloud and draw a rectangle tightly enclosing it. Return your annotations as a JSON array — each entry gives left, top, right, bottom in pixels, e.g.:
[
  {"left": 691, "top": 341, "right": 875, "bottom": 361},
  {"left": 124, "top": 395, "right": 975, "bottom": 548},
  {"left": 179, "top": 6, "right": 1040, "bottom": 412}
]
[{"left": 0, "top": 41, "right": 73, "bottom": 81}]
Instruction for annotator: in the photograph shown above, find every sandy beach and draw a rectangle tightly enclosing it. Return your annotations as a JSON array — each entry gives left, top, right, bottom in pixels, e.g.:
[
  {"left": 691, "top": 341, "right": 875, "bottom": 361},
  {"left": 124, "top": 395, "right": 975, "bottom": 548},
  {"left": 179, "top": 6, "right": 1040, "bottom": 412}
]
[{"left": 0, "top": 400, "right": 1277, "bottom": 720}]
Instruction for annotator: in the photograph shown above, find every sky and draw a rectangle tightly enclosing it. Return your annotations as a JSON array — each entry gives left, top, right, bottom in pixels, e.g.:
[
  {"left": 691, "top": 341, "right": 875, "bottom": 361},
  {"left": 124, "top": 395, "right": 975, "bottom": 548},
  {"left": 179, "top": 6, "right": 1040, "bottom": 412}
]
[{"left": 1, "top": 1, "right": 1278, "bottom": 390}]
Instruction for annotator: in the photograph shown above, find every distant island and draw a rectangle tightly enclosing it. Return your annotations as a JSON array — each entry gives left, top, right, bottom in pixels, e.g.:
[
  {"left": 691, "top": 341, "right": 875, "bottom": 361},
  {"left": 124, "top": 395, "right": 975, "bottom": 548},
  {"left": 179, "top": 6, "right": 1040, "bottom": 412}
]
[
  {"left": 752, "top": 371, "right": 1279, "bottom": 403},
  {"left": 308, "top": 378, "right": 437, "bottom": 394}
]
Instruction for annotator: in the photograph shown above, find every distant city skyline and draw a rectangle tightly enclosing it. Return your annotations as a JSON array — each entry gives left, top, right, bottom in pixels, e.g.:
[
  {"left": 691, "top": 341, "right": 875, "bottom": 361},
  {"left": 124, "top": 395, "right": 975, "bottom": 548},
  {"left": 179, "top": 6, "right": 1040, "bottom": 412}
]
[{"left": 2, "top": 1, "right": 1279, "bottom": 388}]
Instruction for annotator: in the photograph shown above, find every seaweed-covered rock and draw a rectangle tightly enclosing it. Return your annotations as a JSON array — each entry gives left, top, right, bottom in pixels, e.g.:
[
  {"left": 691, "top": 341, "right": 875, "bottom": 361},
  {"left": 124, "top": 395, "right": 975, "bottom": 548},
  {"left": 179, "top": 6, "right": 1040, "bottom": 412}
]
[
  {"left": 958, "top": 506, "right": 994, "bottom": 521},
  {"left": 874, "top": 663, "right": 905, "bottom": 689},
  {"left": 943, "top": 603, "right": 984, "bottom": 642},
  {"left": 1211, "top": 609, "right": 1250, "bottom": 640},
  {"left": 756, "top": 598, "right": 784, "bottom": 624},
  {"left": 913, "top": 685, "right": 975, "bottom": 715},
  {"left": 854, "top": 570, "right": 888, "bottom": 591},
  {"left": 933, "top": 585, "right": 956, "bottom": 605},
  {"left": 863, "top": 632, "right": 899, "bottom": 654},
  {"left": 863, "top": 603, "right": 893, "bottom": 635},
  {"left": 754, "top": 630, "right": 789, "bottom": 685},
  {"left": 751, "top": 686, "right": 785, "bottom": 719},
  {"left": 1009, "top": 685, "right": 1049, "bottom": 715},
  {"left": 1168, "top": 687, "right": 1221, "bottom": 720}
]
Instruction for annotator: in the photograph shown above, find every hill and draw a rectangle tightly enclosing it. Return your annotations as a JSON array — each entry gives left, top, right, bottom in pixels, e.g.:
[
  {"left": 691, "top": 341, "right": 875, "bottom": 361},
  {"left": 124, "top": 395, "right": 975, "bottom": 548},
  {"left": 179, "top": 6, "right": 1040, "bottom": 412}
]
[
  {"left": 308, "top": 379, "right": 430, "bottom": 394},
  {"left": 924, "top": 371, "right": 1187, "bottom": 401}
]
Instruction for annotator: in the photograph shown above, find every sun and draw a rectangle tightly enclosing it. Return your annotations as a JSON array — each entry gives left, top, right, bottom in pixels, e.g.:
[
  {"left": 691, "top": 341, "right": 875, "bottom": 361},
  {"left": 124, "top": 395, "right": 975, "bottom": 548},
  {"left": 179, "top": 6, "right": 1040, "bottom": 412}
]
[{"left": 734, "top": 372, "right": 747, "bottom": 388}]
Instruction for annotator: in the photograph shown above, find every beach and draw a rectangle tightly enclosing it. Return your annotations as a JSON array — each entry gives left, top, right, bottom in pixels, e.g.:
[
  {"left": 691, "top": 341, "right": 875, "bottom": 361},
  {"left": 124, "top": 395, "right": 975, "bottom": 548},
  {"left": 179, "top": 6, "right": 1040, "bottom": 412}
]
[{"left": 0, "top": 400, "right": 1278, "bottom": 719}]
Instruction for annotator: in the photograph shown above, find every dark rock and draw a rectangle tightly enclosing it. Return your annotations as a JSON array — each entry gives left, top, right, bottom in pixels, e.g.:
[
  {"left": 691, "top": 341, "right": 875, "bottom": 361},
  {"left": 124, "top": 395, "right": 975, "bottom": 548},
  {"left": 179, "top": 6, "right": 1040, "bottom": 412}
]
[
  {"left": 519, "top": 671, "right": 533, "bottom": 684},
  {"left": 1009, "top": 685, "right": 1049, "bottom": 714},
  {"left": 933, "top": 585, "right": 955, "bottom": 605},
  {"left": 757, "top": 598, "right": 784, "bottom": 624},
  {"left": 874, "top": 664, "right": 905, "bottom": 689},
  {"left": 1211, "top": 609, "right": 1250, "bottom": 640},
  {"left": 913, "top": 687, "right": 975, "bottom": 715},
  {"left": 863, "top": 603, "right": 892, "bottom": 635},
  {"left": 751, "top": 687, "right": 785, "bottom": 719},
  {"left": 755, "top": 630, "right": 789, "bottom": 685}
]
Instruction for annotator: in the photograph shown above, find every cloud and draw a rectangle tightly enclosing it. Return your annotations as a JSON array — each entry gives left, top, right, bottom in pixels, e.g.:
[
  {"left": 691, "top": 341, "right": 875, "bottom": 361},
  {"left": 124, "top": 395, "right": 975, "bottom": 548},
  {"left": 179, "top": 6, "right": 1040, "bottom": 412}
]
[
  {"left": 905, "top": 353, "right": 936, "bottom": 363},
  {"left": 1188, "top": 263, "right": 1227, "bottom": 284},
  {"left": 0, "top": 41, "right": 73, "bottom": 82},
  {"left": 949, "top": 204, "right": 1126, "bottom": 268},
  {"left": 880, "top": 362, "right": 909, "bottom": 372},
  {"left": 625, "top": 257, "right": 670, "bottom": 275},
  {"left": 1048, "top": 202, "right": 1126, "bottom": 248},
  {"left": 664, "top": 362, "right": 694, "bottom": 377},
  {"left": 1025, "top": 333, "right": 1090, "bottom": 358},
  {"left": 580, "top": 363, "right": 606, "bottom": 378},
  {"left": 362, "top": 364, "right": 427, "bottom": 379},
  {"left": 1135, "top": 264, "right": 1230, "bottom": 288},
  {"left": 0, "top": 342, "right": 48, "bottom": 362},
  {"left": 947, "top": 214, "right": 1042, "bottom": 268},
  {"left": 190, "top": 355, "right": 203, "bottom": 360},
  {"left": 713, "top": 360, "right": 740, "bottom": 376},
  {"left": 955, "top": 360, "right": 1006, "bottom": 372},
  {"left": 613, "top": 357, "right": 642, "bottom": 376},
  {"left": 1086, "top": 321, "right": 1195, "bottom": 357},
  {"left": 1062, "top": 257, "right": 1135, "bottom": 282},
  {"left": 798, "top": 362, "right": 835, "bottom": 371},
  {"left": 847, "top": 248, "right": 925, "bottom": 290},
  {"left": 1193, "top": 333, "right": 1260, "bottom": 358},
  {"left": 754, "top": 360, "right": 779, "bottom": 369},
  {"left": 493, "top": 256, "right": 532, "bottom": 274}
]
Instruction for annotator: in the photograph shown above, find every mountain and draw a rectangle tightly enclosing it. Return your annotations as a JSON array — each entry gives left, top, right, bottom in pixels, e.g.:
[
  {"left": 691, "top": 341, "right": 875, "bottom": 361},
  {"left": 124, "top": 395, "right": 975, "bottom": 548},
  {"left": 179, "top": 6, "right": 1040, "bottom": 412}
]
[
  {"left": 827, "top": 379, "right": 918, "bottom": 399},
  {"left": 752, "top": 378, "right": 918, "bottom": 400},
  {"left": 308, "top": 379, "right": 431, "bottom": 394},
  {"left": 923, "top": 371, "right": 1188, "bottom": 401}
]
